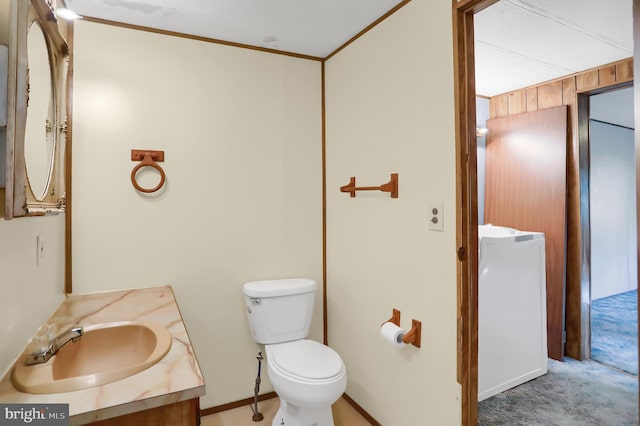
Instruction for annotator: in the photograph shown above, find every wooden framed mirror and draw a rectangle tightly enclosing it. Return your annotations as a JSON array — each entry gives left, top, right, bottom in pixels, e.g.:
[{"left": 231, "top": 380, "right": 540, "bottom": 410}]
[{"left": 5, "top": 0, "right": 68, "bottom": 219}]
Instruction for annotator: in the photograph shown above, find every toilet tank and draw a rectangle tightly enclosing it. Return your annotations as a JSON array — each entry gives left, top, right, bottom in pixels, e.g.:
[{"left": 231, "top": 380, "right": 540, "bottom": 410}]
[{"left": 243, "top": 278, "right": 316, "bottom": 344}]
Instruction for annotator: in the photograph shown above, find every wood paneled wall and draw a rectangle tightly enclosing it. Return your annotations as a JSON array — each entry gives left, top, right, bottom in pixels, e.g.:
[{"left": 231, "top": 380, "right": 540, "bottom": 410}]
[{"left": 488, "top": 57, "right": 634, "bottom": 360}]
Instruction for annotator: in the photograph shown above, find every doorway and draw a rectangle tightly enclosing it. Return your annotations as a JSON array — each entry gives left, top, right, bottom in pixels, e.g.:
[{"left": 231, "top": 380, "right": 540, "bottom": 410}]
[
  {"left": 452, "top": 0, "right": 640, "bottom": 424},
  {"left": 587, "top": 86, "right": 638, "bottom": 375}
]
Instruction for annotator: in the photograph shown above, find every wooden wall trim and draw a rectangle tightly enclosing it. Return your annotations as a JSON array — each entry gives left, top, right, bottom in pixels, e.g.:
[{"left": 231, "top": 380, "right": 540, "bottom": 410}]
[
  {"left": 83, "top": 4, "right": 417, "bottom": 64},
  {"left": 80, "top": 16, "right": 323, "bottom": 62},
  {"left": 324, "top": 0, "right": 412, "bottom": 61},
  {"left": 452, "top": 0, "right": 491, "bottom": 424},
  {"left": 199, "top": 392, "right": 277, "bottom": 417},
  {"left": 342, "top": 393, "right": 382, "bottom": 426},
  {"left": 576, "top": 93, "right": 592, "bottom": 361},
  {"left": 199, "top": 392, "right": 380, "bottom": 425},
  {"left": 563, "top": 76, "right": 581, "bottom": 360},
  {"left": 65, "top": 22, "right": 74, "bottom": 294},
  {"left": 455, "top": 0, "right": 499, "bottom": 14},
  {"left": 488, "top": 58, "right": 633, "bottom": 102},
  {"left": 321, "top": 61, "right": 328, "bottom": 346}
]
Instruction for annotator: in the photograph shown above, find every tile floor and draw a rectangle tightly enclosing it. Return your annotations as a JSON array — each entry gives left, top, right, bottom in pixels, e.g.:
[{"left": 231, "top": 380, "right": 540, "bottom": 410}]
[{"left": 201, "top": 397, "right": 372, "bottom": 426}]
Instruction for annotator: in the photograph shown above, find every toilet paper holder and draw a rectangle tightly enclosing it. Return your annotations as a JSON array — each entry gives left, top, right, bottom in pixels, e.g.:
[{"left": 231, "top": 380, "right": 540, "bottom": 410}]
[
  {"left": 382, "top": 308, "right": 421, "bottom": 348},
  {"left": 383, "top": 308, "right": 402, "bottom": 327}
]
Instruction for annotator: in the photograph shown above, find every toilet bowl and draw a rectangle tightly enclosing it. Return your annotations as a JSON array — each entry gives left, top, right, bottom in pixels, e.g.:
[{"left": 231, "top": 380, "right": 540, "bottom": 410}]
[
  {"left": 243, "top": 278, "right": 347, "bottom": 426},
  {"left": 266, "top": 340, "right": 346, "bottom": 425}
]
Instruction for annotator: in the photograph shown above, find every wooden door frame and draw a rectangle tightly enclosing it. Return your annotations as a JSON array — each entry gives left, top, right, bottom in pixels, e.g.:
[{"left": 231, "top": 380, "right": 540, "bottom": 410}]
[
  {"left": 577, "top": 81, "right": 634, "bottom": 361},
  {"left": 454, "top": 0, "right": 639, "bottom": 423},
  {"left": 636, "top": 0, "right": 640, "bottom": 411},
  {"left": 452, "top": 1, "right": 498, "bottom": 424}
]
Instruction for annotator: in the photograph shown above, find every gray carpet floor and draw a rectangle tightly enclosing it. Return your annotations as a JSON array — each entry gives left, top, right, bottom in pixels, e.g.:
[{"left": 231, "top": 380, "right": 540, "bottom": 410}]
[{"left": 478, "top": 358, "right": 638, "bottom": 425}]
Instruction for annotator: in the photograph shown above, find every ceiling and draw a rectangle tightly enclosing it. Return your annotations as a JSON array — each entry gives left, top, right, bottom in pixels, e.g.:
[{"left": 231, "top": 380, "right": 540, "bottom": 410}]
[
  {"left": 61, "top": 0, "right": 633, "bottom": 96},
  {"left": 475, "top": 0, "right": 633, "bottom": 96},
  {"left": 63, "top": 0, "right": 405, "bottom": 59}
]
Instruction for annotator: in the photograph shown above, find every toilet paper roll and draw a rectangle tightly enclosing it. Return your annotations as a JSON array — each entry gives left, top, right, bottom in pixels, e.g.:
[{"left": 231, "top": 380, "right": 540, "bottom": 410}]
[{"left": 381, "top": 322, "right": 406, "bottom": 347}]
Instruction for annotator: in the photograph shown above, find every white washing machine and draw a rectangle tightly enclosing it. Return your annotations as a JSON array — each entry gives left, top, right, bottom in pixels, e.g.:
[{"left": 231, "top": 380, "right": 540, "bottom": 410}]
[{"left": 478, "top": 224, "right": 548, "bottom": 401}]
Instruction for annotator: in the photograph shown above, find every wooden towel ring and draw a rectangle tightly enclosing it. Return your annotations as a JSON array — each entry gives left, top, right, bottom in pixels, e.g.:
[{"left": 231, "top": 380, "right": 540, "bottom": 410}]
[{"left": 131, "top": 150, "right": 166, "bottom": 193}]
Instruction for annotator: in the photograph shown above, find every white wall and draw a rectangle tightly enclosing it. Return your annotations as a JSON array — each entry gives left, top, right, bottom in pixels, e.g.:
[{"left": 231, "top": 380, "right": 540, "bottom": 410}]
[
  {"left": 72, "top": 21, "right": 323, "bottom": 408},
  {"left": 590, "top": 87, "right": 635, "bottom": 129},
  {"left": 589, "top": 119, "right": 637, "bottom": 300},
  {"left": 0, "top": 215, "right": 65, "bottom": 379},
  {"left": 325, "top": 0, "right": 460, "bottom": 424},
  {"left": 0, "top": 0, "right": 65, "bottom": 381}
]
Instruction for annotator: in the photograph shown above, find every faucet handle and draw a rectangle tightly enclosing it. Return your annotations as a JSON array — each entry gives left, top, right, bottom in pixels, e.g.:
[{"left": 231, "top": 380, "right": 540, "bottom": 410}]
[
  {"left": 44, "top": 324, "right": 58, "bottom": 345},
  {"left": 29, "top": 334, "right": 49, "bottom": 356}
]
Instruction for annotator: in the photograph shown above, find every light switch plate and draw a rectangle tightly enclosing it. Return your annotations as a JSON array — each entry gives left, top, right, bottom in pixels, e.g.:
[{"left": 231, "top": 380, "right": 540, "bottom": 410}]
[{"left": 428, "top": 202, "right": 444, "bottom": 232}]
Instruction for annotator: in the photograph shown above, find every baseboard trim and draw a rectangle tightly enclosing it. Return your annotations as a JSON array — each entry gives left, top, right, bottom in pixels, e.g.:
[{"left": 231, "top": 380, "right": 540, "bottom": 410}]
[
  {"left": 200, "top": 392, "right": 277, "bottom": 417},
  {"left": 342, "top": 393, "right": 382, "bottom": 426},
  {"left": 200, "top": 391, "right": 380, "bottom": 425}
]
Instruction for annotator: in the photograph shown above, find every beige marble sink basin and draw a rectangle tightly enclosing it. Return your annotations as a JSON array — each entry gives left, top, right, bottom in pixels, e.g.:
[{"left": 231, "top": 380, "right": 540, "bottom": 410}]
[{"left": 12, "top": 322, "right": 172, "bottom": 394}]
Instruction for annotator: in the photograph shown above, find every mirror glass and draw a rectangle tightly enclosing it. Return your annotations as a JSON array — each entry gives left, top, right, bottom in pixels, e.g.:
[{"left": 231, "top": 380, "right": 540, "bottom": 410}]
[{"left": 24, "top": 21, "right": 54, "bottom": 201}]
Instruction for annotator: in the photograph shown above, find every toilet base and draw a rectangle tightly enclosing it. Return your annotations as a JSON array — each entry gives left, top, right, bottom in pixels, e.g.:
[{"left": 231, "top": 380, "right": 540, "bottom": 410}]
[{"left": 271, "top": 399, "right": 334, "bottom": 426}]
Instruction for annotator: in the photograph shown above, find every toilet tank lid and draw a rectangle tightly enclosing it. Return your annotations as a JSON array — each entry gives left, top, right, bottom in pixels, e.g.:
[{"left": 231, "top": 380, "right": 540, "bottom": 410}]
[{"left": 243, "top": 278, "right": 316, "bottom": 298}]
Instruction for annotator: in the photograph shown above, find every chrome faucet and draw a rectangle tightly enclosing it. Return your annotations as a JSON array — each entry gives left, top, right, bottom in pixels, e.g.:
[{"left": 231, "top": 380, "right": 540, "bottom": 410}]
[{"left": 25, "top": 325, "right": 84, "bottom": 365}]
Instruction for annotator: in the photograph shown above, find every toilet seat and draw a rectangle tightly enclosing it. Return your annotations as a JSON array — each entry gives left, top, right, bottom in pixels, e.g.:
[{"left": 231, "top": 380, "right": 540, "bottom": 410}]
[{"left": 268, "top": 340, "right": 344, "bottom": 381}]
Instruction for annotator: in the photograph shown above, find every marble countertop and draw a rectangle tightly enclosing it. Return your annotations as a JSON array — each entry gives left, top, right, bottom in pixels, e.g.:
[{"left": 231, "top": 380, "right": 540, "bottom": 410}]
[{"left": 0, "top": 286, "right": 205, "bottom": 425}]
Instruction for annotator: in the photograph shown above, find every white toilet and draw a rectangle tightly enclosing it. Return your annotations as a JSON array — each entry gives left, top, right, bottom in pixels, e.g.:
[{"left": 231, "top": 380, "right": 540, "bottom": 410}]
[{"left": 243, "top": 278, "right": 347, "bottom": 426}]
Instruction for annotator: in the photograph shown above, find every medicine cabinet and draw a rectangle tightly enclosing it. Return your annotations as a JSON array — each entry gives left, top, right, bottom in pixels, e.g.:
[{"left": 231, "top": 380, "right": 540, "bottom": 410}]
[{"left": 4, "top": 0, "right": 68, "bottom": 219}]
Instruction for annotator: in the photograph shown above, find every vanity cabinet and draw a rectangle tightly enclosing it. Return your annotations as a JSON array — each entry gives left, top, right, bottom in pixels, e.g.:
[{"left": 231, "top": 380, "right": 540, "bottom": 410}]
[
  {"left": 0, "top": 287, "right": 205, "bottom": 426},
  {"left": 88, "top": 398, "right": 200, "bottom": 426}
]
